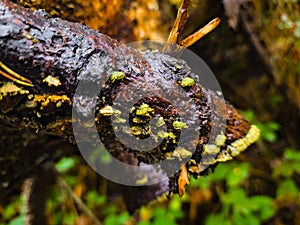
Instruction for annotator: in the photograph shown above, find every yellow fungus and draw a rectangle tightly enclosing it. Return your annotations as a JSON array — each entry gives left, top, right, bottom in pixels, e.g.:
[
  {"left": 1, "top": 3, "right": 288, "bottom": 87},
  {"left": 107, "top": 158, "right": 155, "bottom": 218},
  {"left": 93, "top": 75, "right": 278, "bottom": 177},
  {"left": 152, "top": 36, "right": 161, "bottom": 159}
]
[
  {"left": 172, "top": 147, "right": 192, "bottom": 160},
  {"left": 215, "top": 134, "right": 226, "bottom": 146},
  {"left": 203, "top": 144, "right": 220, "bottom": 154},
  {"left": 130, "top": 126, "right": 142, "bottom": 136},
  {"left": 172, "top": 121, "right": 188, "bottom": 130},
  {"left": 56, "top": 101, "right": 62, "bottom": 108},
  {"left": 158, "top": 131, "right": 176, "bottom": 140},
  {"left": 135, "top": 104, "right": 154, "bottom": 117},
  {"left": 156, "top": 116, "right": 165, "bottom": 127},
  {"left": 136, "top": 174, "right": 148, "bottom": 185},
  {"left": 227, "top": 125, "right": 261, "bottom": 157},
  {"left": 43, "top": 75, "right": 61, "bottom": 87},
  {"left": 32, "top": 95, "right": 71, "bottom": 109},
  {"left": 179, "top": 77, "right": 195, "bottom": 87},
  {"left": 99, "top": 105, "right": 113, "bottom": 116}
]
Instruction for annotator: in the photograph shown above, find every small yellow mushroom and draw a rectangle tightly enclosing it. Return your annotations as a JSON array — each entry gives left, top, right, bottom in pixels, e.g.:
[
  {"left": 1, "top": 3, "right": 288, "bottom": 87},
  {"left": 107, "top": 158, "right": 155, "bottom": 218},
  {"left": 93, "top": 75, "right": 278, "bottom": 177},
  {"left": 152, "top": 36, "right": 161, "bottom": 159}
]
[
  {"left": 99, "top": 105, "right": 113, "bottom": 116},
  {"left": 158, "top": 131, "right": 176, "bottom": 140},
  {"left": 135, "top": 174, "right": 148, "bottom": 185},
  {"left": 0, "top": 82, "right": 29, "bottom": 98},
  {"left": 172, "top": 121, "right": 188, "bottom": 130},
  {"left": 56, "top": 101, "right": 62, "bottom": 108},
  {"left": 172, "top": 147, "right": 192, "bottom": 160},
  {"left": 203, "top": 144, "right": 220, "bottom": 155},
  {"left": 179, "top": 77, "right": 195, "bottom": 87},
  {"left": 132, "top": 117, "right": 146, "bottom": 124},
  {"left": 214, "top": 151, "right": 233, "bottom": 163},
  {"left": 156, "top": 116, "right": 165, "bottom": 127},
  {"left": 130, "top": 126, "right": 142, "bottom": 136},
  {"left": 225, "top": 125, "right": 260, "bottom": 157},
  {"left": 32, "top": 95, "right": 71, "bottom": 109},
  {"left": 135, "top": 104, "right": 154, "bottom": 117},
  {"left": 215, "top": 134, "right": 226, "bottom": 146},
  {"left": 245, "top": 125, "right": 260, "bottom": 144},
  {"left": 43, "top": 75, "right": 61, "bottom": 87}
]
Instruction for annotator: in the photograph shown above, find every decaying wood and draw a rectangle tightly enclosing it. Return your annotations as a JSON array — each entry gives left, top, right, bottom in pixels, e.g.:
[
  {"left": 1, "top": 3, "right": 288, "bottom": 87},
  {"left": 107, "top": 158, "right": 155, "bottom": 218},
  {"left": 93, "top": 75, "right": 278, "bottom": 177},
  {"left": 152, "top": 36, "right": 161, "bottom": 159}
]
[{"left": 0, "top": 0, "right": 259, "bottom": 214}]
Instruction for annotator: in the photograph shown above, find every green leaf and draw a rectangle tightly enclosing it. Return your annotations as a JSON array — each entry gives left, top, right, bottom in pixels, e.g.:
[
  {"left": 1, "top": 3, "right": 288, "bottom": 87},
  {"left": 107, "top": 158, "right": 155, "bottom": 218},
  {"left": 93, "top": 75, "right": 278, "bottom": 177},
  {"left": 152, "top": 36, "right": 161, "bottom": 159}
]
[
  {"left": 226, "top": 163, "right": 250, "bottom": 187},
  {"left": 256, "top": 122, "right": 280, "bottom": 143},
  {"left": 62, "top": 213, "right": 75, "bottom": 225},
  {"left": 55, "top": 157, "right": 76, "bottom": 172},
  {"left": 137, "top": 221, "right": 151, "bottom": 225},
  {"left": 272, "top": 161, "right": 294, "bottom": 178},
  {"left": 276, "top": 179, "right": 299, "bottom": 200},
  {"left": 2, "top": 204, "right": 15, "bottom": 220},
  {"left": 233, "top": 213, "right": 260, "bottom": 225},
  {"left": 104, "top": 212, "right": 130, "bottom": 225},
  {"left": 221, "top": 188, "right": 247, "bottom": 206},
  {"left": 284, "top": 148, "right": 300, "bottom": 161},
  {"left": 151, "top": 206, "right": 178, "bottom": 225},
  {"left": 266, "top": 122, "right": 280, "bottom": 131},
  {"left": 210, "top": 163, "right": 233, "bottom": 181},
  {"left": 291, "top": 162, "right": 300, "bottom": 174},
  {"left": 7, "top": 214, "right": 25, "bottom": 225},
  {"left": 91, "top": 146, "right": 112, "bottom": 164},
  {"left": 249, "top": 196, "right": 275, "bottom": 220},
  {"left": 86, "top": 190, "right": 107, "bottom": 207},
  {"left": 169, "top": 195, "right": 182, "bottom": 212},
  {"left": 242, "top": 110, "right": 255, "bottom": 122},
  {"left": 189, "top": 176, "right": 211, "bottom": 189},
  {"left": 205, "top": 214, "right": 231, "bottom": 225}
]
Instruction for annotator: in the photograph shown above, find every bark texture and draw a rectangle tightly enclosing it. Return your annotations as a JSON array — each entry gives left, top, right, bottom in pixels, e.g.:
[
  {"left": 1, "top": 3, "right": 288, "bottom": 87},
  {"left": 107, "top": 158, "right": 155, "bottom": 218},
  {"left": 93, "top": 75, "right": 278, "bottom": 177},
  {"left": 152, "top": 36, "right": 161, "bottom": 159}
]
[{"left": 0, "top": 0, "right": 258, "bottom": 213}]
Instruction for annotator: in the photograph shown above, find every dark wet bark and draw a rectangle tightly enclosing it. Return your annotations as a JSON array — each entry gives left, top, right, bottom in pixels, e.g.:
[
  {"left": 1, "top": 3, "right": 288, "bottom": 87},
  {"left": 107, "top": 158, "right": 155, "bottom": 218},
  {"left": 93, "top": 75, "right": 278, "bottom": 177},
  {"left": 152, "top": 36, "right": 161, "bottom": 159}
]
[{"left": 0, "top": 0, "right": 256, "bottom": 215}]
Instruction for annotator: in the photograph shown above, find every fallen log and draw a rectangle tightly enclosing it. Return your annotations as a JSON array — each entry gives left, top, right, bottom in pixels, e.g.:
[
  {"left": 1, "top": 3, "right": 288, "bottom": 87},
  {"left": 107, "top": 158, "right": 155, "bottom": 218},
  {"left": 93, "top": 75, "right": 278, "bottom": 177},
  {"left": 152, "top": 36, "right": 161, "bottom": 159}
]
[{"left": 0, "top": 0, "right": 260, "bottom": 214}]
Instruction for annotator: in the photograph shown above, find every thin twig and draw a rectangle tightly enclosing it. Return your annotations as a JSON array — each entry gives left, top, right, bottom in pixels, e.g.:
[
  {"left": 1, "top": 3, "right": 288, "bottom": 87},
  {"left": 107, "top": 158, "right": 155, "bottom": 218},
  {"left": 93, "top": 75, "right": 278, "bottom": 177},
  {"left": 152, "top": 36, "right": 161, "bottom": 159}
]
[
  {"left": 57, "top": 176, "right": 103, "bottom": 225},
  {"left": 163, "top": 0, "right": 190, "bottom": 53},
  {"left": 0, "top": 61, "right": 34, "bottom": 86},
  {"left": 179, "top": 18, "right": 221, "bottom": 48}
]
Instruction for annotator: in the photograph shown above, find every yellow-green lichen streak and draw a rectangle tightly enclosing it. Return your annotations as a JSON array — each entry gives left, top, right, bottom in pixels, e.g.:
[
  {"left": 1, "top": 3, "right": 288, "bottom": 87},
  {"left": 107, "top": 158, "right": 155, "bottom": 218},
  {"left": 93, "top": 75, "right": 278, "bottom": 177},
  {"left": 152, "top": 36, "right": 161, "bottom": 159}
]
[{"left": 227, "top": 125, "right": 260, "bottom": 157}]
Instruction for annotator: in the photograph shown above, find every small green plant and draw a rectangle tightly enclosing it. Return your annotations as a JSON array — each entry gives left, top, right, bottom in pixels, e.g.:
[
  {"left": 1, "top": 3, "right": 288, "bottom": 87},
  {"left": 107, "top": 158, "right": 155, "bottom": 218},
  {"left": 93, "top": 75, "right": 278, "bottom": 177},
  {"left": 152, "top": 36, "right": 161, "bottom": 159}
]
[
  {"left": 206, "top": 163, "right": 275, "bottom": 225},
  {"left": 137, "top": 195, "right": 185, "bottom": 225},
  {"left": 104, "top": 211, "right": 130, "bottom": 225},
  {"left": 273, "top": 148, "right": 300, "bottom": 202},
  {"left": 189, "top": 161, "right": 276, "bottom": 225}
]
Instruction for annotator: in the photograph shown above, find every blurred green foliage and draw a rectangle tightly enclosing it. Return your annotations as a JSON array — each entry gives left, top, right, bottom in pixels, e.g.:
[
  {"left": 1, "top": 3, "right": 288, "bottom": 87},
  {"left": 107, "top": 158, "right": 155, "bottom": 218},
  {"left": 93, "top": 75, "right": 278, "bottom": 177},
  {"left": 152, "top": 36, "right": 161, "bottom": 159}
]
[
  {"left": 203, "top": 163, "right": 275, "bottom": 225},
  {"left": 0, "top": 196, "right": 25, "bottom": 225},
  {"left": 242, "top": 109, "right": 280, "bottom": 143},
  {"left": 137, "top": 195, "right": 185, "bottom": 225}
]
